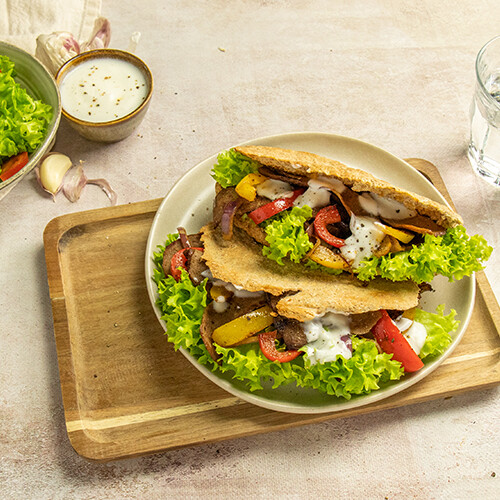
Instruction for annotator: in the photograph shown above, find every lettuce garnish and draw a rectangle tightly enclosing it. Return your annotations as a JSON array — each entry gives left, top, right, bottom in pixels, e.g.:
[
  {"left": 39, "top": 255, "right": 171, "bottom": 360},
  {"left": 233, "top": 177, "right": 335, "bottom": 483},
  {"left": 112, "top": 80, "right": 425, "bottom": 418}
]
[
  {"left": 356, "top": 226, "right": 492, "bottom": 283},
  {"left": 262, "top": 206, "right": 313, "bottom": 264},
  {"left": 0, "top": 56, "right": 53, "bottom": 164},
  {"left": 211, "top": 148, "right": 259, "bottom": 188},
  {"left": 153, "top": 240, "right": 460, "bottom": 400},
  {"left": 415, "top": 305, "right": 458, "bottom": 360}
]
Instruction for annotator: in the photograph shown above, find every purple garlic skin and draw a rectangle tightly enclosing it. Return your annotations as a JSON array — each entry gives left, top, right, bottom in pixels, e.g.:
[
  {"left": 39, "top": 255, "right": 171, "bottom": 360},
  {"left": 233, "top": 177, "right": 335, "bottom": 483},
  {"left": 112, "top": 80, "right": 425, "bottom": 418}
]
[
  {"left": 35, "top": 17, "right": 111, "bottom": 75},
  {"left": 80, "top": 18, "right": 112, "bottom": 51}
]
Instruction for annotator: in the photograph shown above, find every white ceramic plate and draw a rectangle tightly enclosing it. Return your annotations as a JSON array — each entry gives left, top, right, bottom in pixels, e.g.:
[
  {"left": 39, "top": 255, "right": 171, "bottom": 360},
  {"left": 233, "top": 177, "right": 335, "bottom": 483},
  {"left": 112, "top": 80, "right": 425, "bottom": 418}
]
[{"left": 145, "top": 132, "right": 475, "bottom": 414}]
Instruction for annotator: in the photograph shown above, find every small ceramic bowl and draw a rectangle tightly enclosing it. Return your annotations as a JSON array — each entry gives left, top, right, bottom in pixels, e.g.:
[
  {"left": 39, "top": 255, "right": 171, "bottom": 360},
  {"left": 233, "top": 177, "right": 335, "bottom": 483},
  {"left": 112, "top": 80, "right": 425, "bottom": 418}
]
[
  {"left": 0, "top": 41, "right": 61, "bottom": 200},
  {"left": 55, "top": 49, "right": 153, "bottom": 143}
]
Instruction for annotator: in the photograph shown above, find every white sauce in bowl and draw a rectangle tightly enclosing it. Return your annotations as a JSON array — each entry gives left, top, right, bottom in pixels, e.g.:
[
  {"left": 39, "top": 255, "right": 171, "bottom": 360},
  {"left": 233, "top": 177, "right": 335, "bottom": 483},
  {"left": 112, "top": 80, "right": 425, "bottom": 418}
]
[{"left": 59, "top": 57, "right": 148, "bottom": 122}]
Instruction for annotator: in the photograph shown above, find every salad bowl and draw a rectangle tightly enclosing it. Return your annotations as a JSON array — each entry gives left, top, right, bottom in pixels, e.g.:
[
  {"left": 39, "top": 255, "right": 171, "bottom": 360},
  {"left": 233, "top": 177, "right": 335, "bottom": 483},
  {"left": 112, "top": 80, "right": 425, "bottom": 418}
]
[{"left": 0, "top": 41, "right": 61, "bottom": 200}]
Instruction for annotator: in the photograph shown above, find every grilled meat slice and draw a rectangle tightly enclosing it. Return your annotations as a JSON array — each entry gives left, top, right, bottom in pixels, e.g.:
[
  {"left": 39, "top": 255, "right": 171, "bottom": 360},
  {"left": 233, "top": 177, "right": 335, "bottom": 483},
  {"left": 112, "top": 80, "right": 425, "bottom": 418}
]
[{"left": 274, "top": 316, "right": 308, "bottom": 350}]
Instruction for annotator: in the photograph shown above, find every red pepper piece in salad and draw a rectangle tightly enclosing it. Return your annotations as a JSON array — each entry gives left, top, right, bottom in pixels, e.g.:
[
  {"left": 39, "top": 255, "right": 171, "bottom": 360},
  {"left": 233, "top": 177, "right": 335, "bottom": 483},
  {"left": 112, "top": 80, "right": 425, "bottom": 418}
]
[
  {"left": 0, "top": 152, "right": 28, "bottom": 182},
  {"left": 371, "top": 310, "right": 424, "bottom": 373},
  {"left": 313, "top": 205, "right": 345, "bottom": 248},
  {"left": 170, "top": 247, "right": 204, "bottom": 281},
  {"left": 258, "top": 330, "right": 301, "bottom": 362},
  {"left": 248, "top": 189, "right": 304, "bottom": 225}
]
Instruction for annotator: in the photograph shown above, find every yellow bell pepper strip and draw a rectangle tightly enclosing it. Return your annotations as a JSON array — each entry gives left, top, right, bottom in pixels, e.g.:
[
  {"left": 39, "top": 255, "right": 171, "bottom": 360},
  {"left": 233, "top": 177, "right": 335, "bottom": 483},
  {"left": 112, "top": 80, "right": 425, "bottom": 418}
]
[
  {"left": 373, "top": 221, "right": 415, "bottom": 244},
  {"left": 235, "top": 173, "right": 268, "bottom": 201},
  {"left": 308, "top": 244, "right": 349, "bottom": 269},
  {"left": 212, "top": 305, "right": 275, "bottom": 347},
  {"left": 209, "top": 285, "right": 232, "bottom": 301}
]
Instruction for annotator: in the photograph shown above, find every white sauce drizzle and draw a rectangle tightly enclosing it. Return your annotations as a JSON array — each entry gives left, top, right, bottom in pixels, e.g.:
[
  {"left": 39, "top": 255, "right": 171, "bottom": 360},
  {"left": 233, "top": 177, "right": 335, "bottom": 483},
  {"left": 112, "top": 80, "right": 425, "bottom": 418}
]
[
  {"left": 210, "top": 279, "right": 264, "bottom": 299},
  {"left": 212, "top": 297, "right": 229, "bottom": 313},
  {"left": 312, "top": 176, "right": 346, "bottom": 193},
  {"left": 293, "top": 183, "right": 331, "bottom": 209},
  {"left": 59, "top": 58, "right": 148, "bottom": 122},
  {"left": 358, "top": 192, "right": 379, "bottom": 215},
  {"left": 340, "top": 215, "right": 386, "bottom": 268},
  {"left": 302, "top": 312, "right": 352, "bottom": 365},
  {"left": 393, "top": 317, "right": 428, "bottom": 355},
  {"left": 359, "top": 193, "right": 417, "bottom": 220},
  {"left": 255, "top": 179, "right": 294, "bottom": 200}
]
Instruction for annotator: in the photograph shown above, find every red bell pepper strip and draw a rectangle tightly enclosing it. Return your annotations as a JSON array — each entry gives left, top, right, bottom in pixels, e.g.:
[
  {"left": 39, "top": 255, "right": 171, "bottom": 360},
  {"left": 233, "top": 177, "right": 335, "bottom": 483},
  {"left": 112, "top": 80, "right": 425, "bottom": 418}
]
[
  {"left": 313, "top": 205, "right": 345, "bottom": 248},
  {"left": 258, "top": 330, "right": 301, "bottom": 363},
  {"left": 0, "top": 152, "right": 29, "bottom": 182},
  {"left": 371, "top": 310, "right": 424, "bottom": 373},
  {"left": 248, "top": 189, "right": 304, "bottom": 225},
  {"left": 170, "top": 247, "right": 204, "bottom": 281}
]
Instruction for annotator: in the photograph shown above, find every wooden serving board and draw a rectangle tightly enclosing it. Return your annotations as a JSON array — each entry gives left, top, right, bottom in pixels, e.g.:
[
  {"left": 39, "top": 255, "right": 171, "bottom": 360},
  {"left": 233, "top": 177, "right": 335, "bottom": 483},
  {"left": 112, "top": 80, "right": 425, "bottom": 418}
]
[{"left": 44, "top": 159, "right": 500, "bottom": 462}]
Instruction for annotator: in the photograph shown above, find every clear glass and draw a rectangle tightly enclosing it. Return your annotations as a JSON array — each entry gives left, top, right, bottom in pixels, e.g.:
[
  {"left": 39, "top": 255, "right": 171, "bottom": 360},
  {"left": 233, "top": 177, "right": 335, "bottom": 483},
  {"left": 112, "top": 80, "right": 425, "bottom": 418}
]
[{"left": 468, "top": 35, "right": 500, "bottom": 187}]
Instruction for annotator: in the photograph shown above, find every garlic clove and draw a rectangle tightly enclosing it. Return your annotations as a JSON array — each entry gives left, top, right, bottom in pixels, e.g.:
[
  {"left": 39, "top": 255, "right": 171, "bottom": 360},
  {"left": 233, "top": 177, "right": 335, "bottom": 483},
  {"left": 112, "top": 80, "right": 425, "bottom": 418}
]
[
  {"left": 80, "top": 17, "right": 111, "bottom": 52},
  {"left": 38, "top": 153, "right": 73, "bottom": 195},
  {"left": 61, "top": 164, "right": 87, "bottom": 202}
]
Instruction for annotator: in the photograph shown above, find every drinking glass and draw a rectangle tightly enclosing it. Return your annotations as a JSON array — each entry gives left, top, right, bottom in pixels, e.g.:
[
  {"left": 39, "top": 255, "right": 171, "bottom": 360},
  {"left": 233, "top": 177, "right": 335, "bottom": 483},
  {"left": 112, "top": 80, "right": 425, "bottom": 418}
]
[{"left": 468, "top": 35, "right": 500, "bottom": 187}]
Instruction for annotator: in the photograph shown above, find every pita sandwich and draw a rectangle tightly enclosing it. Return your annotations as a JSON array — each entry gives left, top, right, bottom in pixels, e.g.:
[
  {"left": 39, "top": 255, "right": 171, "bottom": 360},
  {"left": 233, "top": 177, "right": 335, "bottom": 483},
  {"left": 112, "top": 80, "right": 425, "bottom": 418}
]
[{"left": 210, "top": 146, "right": 490, "bottom": 284}]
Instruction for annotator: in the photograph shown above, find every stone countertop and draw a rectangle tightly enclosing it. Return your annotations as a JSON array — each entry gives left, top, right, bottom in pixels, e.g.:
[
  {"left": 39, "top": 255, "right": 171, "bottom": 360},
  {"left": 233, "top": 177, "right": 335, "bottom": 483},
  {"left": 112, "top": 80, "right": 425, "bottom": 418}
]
[{"left": 2, "top": 1, "right": 499, "bottom": 498}]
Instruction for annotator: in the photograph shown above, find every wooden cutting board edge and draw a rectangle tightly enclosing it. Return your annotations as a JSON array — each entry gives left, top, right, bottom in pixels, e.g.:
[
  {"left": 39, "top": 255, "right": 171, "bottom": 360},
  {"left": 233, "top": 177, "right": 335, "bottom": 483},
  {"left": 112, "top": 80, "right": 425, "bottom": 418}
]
[{"left": 42, "top": 158, "right": 500, "bottom": 462}]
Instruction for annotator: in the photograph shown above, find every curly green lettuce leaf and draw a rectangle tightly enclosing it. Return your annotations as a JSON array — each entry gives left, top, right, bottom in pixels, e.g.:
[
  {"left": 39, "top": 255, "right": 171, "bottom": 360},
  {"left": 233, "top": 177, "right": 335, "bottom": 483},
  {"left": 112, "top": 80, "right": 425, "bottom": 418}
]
[
  {"left": 0, "top": 55, "right": 53, "bottom": 164},
  {"left": 215, "top": 335, "right": 404, "bottom": 399},
  {"left": 215, "top": 343, "right": 300, "bottom": 392},
  {"left": 262, "top": 205, "right": 313, "bottom": 264},
  {"left": 355, "top": 226, "right": 492, "bottom": 283},
  {"left": 415, "top": 305, "right": 459, "bottom": 360},
  {"left": 210, "top": 149, "right": 260, "bottom": 188},
  {"left": 156, "top": 270, "right": 209, "bottom": 358},
  {"left": 296, "top": 336, "right": 404, "bottom": 398}
]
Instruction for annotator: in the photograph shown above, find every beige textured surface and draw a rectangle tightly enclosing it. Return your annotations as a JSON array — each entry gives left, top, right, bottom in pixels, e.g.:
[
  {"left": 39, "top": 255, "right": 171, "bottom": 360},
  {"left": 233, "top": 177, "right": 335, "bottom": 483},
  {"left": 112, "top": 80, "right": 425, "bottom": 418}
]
[{"left": 1, "top": 1, "right": 499, "bottom": 499}]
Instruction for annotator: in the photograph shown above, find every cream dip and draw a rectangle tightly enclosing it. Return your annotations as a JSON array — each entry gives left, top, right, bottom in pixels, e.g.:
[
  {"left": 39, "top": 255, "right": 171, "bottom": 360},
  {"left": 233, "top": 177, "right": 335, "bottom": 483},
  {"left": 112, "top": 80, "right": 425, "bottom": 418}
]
[{"left": 59, "top": 57, "right": 148, "bottom": 122}]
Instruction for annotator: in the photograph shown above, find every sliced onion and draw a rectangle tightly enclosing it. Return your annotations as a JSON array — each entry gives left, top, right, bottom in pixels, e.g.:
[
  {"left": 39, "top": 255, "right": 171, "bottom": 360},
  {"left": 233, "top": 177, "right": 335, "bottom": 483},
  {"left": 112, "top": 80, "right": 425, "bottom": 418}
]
[
  {"left": 341, "top": 335, "right": 352, "bottom": 353},
  {"left": 221, "top": 200, "right": 240, "bottom": 240},
  {"left": 177, "top": 226, "right": 190, "bottom": 248}
]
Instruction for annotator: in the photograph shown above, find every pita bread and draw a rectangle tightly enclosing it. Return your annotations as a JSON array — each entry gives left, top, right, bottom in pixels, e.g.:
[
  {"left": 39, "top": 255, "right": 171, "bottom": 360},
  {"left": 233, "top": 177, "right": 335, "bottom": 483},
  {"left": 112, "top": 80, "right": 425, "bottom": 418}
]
[
  {"left": 201, "top": 223, "right": 419, "bottom": 322},
  {"left": 235, "top": 145, "right": 462, "bottom": 228}
]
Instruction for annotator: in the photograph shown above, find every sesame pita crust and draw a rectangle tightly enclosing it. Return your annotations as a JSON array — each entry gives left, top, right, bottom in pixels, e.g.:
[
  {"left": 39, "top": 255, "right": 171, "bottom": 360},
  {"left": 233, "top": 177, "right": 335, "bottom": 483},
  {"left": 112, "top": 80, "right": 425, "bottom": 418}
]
[
  {"left": 235, "top": 145, "right": 462, "bottom": 228},
  {"left": 201, "top": 223, "right": 419, "bottom": 322}
]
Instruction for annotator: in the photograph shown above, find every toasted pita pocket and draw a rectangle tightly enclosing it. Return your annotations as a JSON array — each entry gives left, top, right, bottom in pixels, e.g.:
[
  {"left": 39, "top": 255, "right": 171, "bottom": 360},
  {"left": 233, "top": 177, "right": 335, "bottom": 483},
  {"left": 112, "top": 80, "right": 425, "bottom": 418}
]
[
  {"left": 234, "top": 146, "right": 462, "bottom": 228},
  {"left": 201, "top": 223, "right": 419, "bottom": 322}
]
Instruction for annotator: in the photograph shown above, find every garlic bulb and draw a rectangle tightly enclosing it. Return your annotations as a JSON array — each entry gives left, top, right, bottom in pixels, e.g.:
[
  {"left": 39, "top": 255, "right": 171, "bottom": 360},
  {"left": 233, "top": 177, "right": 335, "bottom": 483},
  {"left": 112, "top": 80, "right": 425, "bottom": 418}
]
[
  {"left": 35, "top": 17, "right": 111, "bottom": 75},
  {"left": 36, "top": 153, "right": 73, "bottom": 197},
  {"left": 35, "top": 33, "right": 80, "bottom": 75}
]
